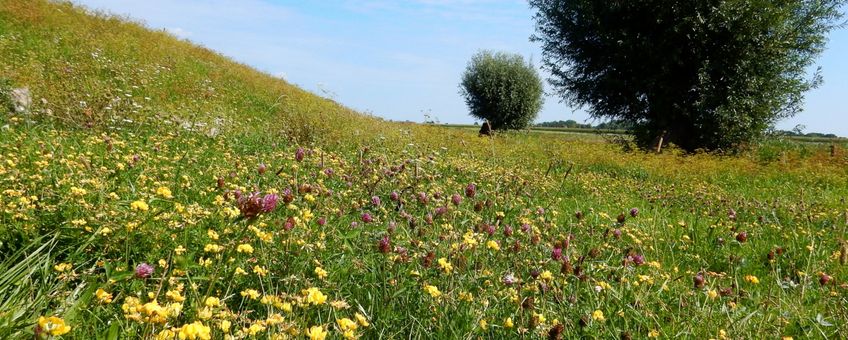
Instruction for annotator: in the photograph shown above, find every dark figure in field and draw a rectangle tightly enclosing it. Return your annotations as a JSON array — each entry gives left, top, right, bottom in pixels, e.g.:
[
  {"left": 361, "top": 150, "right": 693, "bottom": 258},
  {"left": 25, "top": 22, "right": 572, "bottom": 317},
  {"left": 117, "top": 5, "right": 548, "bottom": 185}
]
[{"left": 479, "top": 120, "right": 492, "bottom": 136}]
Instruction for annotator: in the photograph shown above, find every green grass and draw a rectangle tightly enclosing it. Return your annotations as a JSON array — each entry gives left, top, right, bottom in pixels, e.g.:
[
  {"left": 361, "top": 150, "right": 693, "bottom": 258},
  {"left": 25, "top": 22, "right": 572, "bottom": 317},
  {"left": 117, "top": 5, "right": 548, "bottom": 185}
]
[{"left": 1, "top": 1, "right": 848, "bottom": 339}]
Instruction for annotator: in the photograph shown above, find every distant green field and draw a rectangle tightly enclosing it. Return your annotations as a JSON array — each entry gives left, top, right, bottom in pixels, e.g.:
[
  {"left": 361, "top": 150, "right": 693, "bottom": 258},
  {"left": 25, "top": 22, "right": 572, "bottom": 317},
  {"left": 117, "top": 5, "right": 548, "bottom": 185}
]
[
  {"left": 2, "top": 1, "right": 848, "bottom": 339},
  {"left": 441, "top": 124, "right": 847, "bottom": 145}
]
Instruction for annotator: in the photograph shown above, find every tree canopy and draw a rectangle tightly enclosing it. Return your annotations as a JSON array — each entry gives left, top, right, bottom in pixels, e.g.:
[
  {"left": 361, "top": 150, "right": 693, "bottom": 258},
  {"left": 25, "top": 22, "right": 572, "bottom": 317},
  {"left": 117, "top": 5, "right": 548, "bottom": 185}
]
[{"left": 530, "top": 0, "right": 845, "bottom": 151}]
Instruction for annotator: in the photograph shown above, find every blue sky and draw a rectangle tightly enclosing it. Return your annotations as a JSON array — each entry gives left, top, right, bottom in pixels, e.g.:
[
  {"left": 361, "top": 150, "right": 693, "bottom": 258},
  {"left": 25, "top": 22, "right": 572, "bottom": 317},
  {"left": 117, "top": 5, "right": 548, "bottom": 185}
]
[{"left": 74, "top": 0, "right": 847, "bottom": 136}]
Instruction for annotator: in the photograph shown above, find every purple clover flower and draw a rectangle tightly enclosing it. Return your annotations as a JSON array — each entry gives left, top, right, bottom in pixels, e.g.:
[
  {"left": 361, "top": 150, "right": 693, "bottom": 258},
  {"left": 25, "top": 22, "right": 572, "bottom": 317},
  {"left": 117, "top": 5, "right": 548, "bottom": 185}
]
[
  {"left": 451, "top": 193, "right": 462, "bottom": 206},
  {"left": 135, "top": 263, "right": 154, "bottom": 278},
  {"left": 465, "top": 183, "right": 477, "bottom": 198},
  {"left": 551, "top": 247, "right": 563, "bottom": 261},
  {"left": 261, "top": 193, "right": 278, "bottom": 213}
]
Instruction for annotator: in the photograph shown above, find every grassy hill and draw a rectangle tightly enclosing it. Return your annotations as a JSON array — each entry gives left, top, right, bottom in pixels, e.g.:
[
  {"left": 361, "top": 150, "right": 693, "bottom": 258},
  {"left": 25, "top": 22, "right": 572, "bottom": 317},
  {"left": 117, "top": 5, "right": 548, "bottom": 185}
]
[{"left": 2, "top": 1, "right": 848, "bottom": 338}]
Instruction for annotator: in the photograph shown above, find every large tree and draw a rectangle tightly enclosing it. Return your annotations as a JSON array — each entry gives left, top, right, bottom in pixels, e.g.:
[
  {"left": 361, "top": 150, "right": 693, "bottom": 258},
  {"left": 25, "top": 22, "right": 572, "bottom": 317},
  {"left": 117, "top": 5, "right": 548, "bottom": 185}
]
[
  {"left": 530, "top": 0, "right": 845, "bottom": 151},
  {"left": 459, "top": 50, "right": 544, "bottom": 130}
]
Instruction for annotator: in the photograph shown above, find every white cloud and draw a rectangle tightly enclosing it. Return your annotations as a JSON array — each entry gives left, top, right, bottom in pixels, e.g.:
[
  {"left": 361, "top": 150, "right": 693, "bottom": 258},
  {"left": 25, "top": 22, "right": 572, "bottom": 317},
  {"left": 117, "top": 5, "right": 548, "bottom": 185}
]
[{"left": 165, "top": 27, "right": 192, "bottom": 39}]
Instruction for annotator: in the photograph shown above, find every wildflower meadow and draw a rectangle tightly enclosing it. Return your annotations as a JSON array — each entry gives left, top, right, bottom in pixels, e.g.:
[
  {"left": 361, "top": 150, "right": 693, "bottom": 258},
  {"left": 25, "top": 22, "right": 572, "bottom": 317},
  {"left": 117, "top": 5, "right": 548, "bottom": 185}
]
[{"left": 1, "top": 1, "right": 848, "bottom": 339}]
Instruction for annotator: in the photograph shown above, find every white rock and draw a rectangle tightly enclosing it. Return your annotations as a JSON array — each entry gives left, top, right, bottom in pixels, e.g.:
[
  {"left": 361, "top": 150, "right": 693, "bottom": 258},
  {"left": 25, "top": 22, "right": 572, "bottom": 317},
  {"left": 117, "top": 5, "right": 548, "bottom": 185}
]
[{"left": 10, "top": 87, "right": 31, "bottom": 113}]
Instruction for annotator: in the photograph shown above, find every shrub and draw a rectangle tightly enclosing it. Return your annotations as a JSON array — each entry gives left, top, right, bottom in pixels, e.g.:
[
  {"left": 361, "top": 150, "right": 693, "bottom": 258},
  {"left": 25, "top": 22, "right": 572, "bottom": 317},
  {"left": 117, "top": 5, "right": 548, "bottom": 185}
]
[{"left": 459, "top": 50, "right": 544, "bottom": 130}]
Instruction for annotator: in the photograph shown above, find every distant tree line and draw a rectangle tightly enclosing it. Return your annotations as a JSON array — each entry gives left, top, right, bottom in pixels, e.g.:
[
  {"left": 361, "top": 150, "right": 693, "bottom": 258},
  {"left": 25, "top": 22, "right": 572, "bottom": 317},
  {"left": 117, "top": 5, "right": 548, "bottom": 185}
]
[
  {"left": 773, "top": 130, "right": 839, "bottom": 139},
  {"left": 534, "top": 119, "right": 632, "bottom": 130},
  {"left": 532, "top": 119, "right": 840, "bottom": 139}
]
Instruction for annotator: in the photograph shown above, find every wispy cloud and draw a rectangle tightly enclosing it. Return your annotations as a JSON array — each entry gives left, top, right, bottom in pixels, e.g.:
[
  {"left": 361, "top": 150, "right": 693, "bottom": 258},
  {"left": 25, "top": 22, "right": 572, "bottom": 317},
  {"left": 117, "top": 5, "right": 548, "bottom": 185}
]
[{"left": 165, "top": 27, "right": 192, "bottom": 39}]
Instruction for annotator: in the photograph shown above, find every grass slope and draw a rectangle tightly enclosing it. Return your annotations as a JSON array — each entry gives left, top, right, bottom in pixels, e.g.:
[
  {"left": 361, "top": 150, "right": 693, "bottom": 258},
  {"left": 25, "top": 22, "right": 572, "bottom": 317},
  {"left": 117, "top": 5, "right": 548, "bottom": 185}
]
[{"left": 1, "top": 1, "right": 848, "bottom": 339}]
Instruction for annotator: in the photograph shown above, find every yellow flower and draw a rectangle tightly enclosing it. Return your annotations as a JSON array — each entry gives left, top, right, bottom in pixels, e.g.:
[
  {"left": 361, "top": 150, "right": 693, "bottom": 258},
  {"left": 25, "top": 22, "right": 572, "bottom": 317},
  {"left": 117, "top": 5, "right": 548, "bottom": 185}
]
[
  {"left": 462, "top": 231, "right": 478, "bottom": 247},
  {"left": 156, "top": 186, "right": 173, "bottom": 199},
  {"left": 648, "top": 329, "right": 660, "bottom": 338},
  {"left": 241, "top": 289, "right": 260, "bottom": 300},
  {"left": 503, "top": 317, "right": 514, "bottom": 329},
  {"left": 424, "top": 284, "right": 441, "bottom": 298},
  {"left": 54, "top": 263, "right": 73, "bottom": 272},
  {"left": 479, "top": 319, "right": 488, "bottom": 330},
  {"left": 236, "top": 244, "right": 254, "bottom": 254},
  {"left": 354, "top": 313, "right": 369, "bottom": 327},
  {"left": 131, "top": 200, "right": 149, "bottom": 211},
  {"left": 70, "top": 186, "right": 87, "bottom": 196},
  {"left": 303, "top": 287, "right": 327, "bottom": 305},
  {"left": 314, "top": 266, "right": 328, "bottom": 279},
  {"left": 707, "top": 289, "right": 718, "bottom": 299},
  {"left": 534, "top": 312, "right": 546, "bottom": 324},
  {"left": 458, "top": 291, "right": 474, "bottom": 302},
  {"left": 592, "top": 310, "right": 605, "bottom": 322},
  {"left": 37, "top": 316, "right": 71, "bottom": 336},
  {"left": 204, "top": 297, "right": 220, "bottom": 307},
  {"left": 220, "top": 320, "right": 231, "bottom": 332},
  {"left": 252, "top": 265, "right": 268, "bottom": 277},
  {"left": 177, "top": 321, "right": 211, "bottom": 340},
  {"left": 96, "top": 288, "right": 113, "bottom": 303},
  {"left": 539, "top": 270, "right": 553, "bottom": 281},
  {"left": 165, "top": 290, "right": 186, "bottom": 302},
  {"left": 305, "top": 326, "right": 327, "bottom": 340},
  {"left": 156, "top": 329, "right": 176, "bottom": 340},
  {"left": 486, "top": 240, "right": 500, "bottom": 251},
  {"left": 437, "top": 258, "right": 453, "bottom": 275},
  {"left": 337, "top": 318, "right": 358, "bottom": 332},
  {"left": 247, "top": 323, "right": 267, "bottom": 336},
  {"left": 744, "top": 275, "right": 760, "bottom": 284}
]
